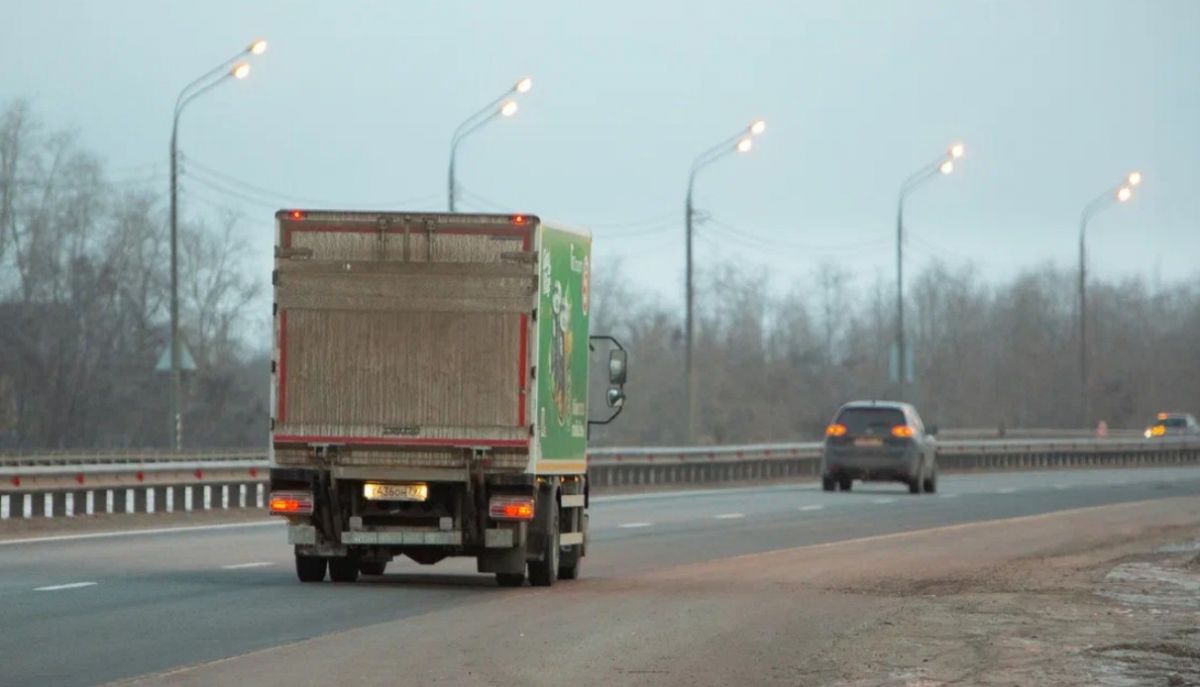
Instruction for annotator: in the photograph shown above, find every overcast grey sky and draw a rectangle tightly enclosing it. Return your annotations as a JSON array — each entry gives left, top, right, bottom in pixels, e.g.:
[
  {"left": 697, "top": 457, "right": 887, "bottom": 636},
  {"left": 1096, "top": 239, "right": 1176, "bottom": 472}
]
[{"left": 4, "top": 0, "right": 1198, "bottom": 305}]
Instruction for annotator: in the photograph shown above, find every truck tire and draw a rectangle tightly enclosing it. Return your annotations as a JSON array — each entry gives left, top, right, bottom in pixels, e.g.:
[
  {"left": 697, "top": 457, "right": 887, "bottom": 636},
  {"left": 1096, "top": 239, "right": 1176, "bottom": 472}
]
[
  {"left": 838, "top": 477, "right": 853, "bottom": 492},
  {"left": 528, "top": 505, "right": 559, "bottom": 587},
  {"left": 328, "top": 557, "right": 360, "bottom": 583},
  {"left": 559, "top": 543, "right": 582, "bottom": 580},
  {"left": 295, "top": 554, "right": 327, "bottom": 583},
  {"left": 495, "top": 572, "right": 525, "bottom": 587},
  {"left": 822, "top": 476, "right": 836, "bottom": 492},
  {"left": 359, "top": 561, "right": 386, "bottom": 576}
]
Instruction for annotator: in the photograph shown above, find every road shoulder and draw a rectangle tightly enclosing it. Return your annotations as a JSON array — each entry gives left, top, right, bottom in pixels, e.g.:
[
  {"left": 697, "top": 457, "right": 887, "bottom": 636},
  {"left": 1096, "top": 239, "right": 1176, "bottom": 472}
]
[{"left": 110, "top": 497, "right": 1200, "bottom": 687}]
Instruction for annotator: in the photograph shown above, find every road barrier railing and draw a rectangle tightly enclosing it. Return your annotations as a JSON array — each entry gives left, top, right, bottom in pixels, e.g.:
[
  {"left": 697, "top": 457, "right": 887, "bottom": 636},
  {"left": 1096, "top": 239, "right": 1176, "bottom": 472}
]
[{"left": 2, "top": 437, "right": 1198, "bottom": 521}]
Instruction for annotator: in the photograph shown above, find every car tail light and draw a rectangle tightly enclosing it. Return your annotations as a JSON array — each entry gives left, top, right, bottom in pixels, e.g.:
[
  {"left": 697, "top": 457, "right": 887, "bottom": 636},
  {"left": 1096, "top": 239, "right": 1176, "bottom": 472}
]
[
  {"left": 825, "top": 423, "right": 847, "bottom": 437},
  {"left": 891, "top": 425, "right": 915, "bottom": 438},
  {"left": 1150, "top": 425, "right": 1166, "bottom": 437},
  {"left": 269, "top": 490, "right": 314, "bottom": 515},
  {"left": 489, "top": 495, "right": 535, "bottom": 521}
]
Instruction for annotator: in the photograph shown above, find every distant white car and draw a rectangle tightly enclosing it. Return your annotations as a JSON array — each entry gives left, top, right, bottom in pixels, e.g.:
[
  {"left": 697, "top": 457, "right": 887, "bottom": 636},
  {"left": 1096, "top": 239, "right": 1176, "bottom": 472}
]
[{"left": 1144, "top": 412, "right": 1200, "bottom": 438}]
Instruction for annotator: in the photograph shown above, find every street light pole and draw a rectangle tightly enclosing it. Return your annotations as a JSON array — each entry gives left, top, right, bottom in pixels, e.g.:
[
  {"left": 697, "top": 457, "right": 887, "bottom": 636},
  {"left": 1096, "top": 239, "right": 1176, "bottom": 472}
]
[
  {"left": 168, "top": 40, "right": 265, "bottom": 450},
  {"left": 447, "top": 77, "right": 532, "bottom": 211},
  {"left": 684, "top": 120, "right": 765, "bottom": 444},
  {"left": 1077, "top": 172, "right": 1140, "bottom": 428},
  {"left": 894, "top": 143, "right": 964, "bottom": 401}
]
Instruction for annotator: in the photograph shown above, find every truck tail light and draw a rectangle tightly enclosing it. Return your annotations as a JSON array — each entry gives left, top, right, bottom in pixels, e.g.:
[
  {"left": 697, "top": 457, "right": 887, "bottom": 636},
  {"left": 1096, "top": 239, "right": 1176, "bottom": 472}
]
[
  {"left": 269, "top": 490, "right": 314, "bottom": 515},
  {"left": 891, "top": 425, "right": 915, "bottom": 438},
  {"left": 489, "top": 495, "right": 535, "bottom": 521},
  {"left": 825, "top": 423, "right": 847, "bottom": 437}
]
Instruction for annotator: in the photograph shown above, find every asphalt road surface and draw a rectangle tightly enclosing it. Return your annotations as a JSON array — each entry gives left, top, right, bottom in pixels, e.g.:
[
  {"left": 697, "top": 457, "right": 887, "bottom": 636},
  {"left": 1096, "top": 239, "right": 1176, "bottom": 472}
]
[{"left": 2, "top": 467, "right": 1199, "bottom": 686}]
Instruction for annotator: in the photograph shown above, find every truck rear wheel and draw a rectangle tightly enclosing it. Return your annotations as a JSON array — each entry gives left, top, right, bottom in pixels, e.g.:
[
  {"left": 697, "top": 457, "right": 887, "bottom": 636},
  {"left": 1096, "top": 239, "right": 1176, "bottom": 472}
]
[
  {"left": 528, "top": 506, "right": 559, "bottom": 587},
  {"left": 558, "top": 544, "right": 582, "bottom": 580},
  {"left": 360, "top": 561, "right": 386, "bottom": 576},
  {"left": 495, "top": 572, "right": 525, "bottom": 587},
  {"left": 295, "top": 554, "right": 327, "bottom": 583},
  {"left": 328, "top": 557, "right": 360, "bottom": 583}
]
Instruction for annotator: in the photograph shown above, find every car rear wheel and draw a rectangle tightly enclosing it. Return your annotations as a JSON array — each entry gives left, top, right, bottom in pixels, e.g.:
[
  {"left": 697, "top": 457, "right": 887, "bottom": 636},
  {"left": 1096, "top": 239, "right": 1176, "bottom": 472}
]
[
  {"left": 909, "top": 464, "right": 925, "bottom": 494},
  {"left": 923, "top": 464, "right": 938, "bottom": 493}
]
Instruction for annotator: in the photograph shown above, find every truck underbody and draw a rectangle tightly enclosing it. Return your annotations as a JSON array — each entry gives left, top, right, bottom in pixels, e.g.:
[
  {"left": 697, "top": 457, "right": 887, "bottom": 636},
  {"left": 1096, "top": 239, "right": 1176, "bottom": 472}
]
[{"left": 270, "top": 446, "right": 587, "bottom": 586}]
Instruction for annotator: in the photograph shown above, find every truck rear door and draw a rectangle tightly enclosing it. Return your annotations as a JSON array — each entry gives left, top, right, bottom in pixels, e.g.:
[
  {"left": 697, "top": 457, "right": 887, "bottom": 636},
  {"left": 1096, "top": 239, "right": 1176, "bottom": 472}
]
[{"left": 271, "top": 211, "right": 536, "bottom": 454}]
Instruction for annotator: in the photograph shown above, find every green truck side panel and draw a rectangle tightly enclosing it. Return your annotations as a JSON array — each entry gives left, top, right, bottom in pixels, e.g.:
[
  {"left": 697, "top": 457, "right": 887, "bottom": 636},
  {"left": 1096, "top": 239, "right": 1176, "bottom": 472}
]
[{"left": 534, "top": 224, "right": 591, "bottom": 467}]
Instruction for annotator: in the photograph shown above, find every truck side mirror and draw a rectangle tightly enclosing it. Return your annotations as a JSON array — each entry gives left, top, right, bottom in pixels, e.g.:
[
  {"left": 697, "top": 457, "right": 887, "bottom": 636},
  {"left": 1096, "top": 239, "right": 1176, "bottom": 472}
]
[
  {"left": 589, "top": 335, "right": 628, "bottom": 428},
  {"left": 609, "top": 350, "right": 627, "bottom": 386},
  {"left": 607, "top": 387, "right": 625, "bottom": 408}
]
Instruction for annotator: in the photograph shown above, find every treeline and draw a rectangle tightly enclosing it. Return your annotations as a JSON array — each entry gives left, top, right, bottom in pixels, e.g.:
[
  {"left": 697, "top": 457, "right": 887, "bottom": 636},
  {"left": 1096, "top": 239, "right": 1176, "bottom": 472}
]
[
  {"left": 587, "top": 259, "right": 1200, "bottom": 447},
  {"left": 2, "top": 99, "right": 1197, "bottom": 450},
  {"left": 0, "top": 101, "right": 267, "bottom": 449}
]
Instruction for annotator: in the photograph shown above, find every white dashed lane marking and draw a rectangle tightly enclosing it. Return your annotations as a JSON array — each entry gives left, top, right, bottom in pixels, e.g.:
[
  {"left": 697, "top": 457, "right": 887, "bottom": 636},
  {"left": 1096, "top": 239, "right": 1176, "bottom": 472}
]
[
  {"left": 618, "top": 522, "right": 653, "bottom": 529},
  {"left": 714, "top": 513, "right": 745, "bottom": 520},
  {"left": 996, "top": 488, "right": 1018, "bottom": 494},
  {"left": 221, "top": 562, "right": 275, "bottom": 570},
  {"left": 35, "top": 582, "right": 97, "bottom": 592},
  {"left": 871, "top": 498, "right": 896, "bottom": 504},
  {"left": 798, "top": 505, "right": 824, "bottom": 512}
]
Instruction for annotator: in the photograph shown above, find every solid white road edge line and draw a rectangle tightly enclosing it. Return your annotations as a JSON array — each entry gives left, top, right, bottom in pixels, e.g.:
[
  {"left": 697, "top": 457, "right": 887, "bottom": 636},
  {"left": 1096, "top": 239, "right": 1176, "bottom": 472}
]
[
  {"left": 0, "top": 520, "right": 281, "bottom": 546},
  {"left": 221, "top": 561, "right": 275, "bottom": 570},
  {"left": 35, "top": 581, "right": 97, "bottom": 591}
]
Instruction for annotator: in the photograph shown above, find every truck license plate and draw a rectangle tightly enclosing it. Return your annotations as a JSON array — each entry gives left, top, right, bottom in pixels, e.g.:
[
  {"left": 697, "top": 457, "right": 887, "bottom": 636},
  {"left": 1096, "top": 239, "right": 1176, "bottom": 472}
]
[
  {"left": 854, "top": 437, "right": 884, "bottom": 447},
  {"left": 363, "top": 482, "right": 429, "bottom": 502}
]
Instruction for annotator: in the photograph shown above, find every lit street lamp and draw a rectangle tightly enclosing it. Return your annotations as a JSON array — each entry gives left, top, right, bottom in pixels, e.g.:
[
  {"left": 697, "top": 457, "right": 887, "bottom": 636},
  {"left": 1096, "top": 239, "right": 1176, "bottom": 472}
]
[
  {"left": 447, "top": 77, "right": 532, "bottom": 211},
  {"left": 894, "top": 142, "right": 965, "bottom": 399},
  {"left": 684, "top": 119, "right": 766, "bottom": 443},
  {"left": 1078, "top": 171, "right": 1142, "bottom": 426},
  {"left": 168, "top": 39, "right": 266, "bottom": 450}
]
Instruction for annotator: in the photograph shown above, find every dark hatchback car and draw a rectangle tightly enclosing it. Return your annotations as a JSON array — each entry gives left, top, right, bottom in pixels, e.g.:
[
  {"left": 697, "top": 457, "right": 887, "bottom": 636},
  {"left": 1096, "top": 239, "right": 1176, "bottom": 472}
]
[{"left": 821, "top": 401, "right": 938, "bottom": 494}]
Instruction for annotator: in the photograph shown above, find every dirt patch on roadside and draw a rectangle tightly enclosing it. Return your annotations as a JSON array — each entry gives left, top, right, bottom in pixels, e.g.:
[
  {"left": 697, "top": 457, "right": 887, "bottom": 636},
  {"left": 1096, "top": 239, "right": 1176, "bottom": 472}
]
[{"left": 808, "top": 530, "right": 1200, "bottom": 686}]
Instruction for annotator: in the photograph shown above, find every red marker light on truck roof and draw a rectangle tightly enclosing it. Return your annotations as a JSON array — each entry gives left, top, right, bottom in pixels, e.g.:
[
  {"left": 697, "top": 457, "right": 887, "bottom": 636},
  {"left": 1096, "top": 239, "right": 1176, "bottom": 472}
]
[
  {"left": 511, "top": 214, "right": 527, "bottom": 225},
  {"left": 288, "top": 210, "right": 305, "bottom": 220}
]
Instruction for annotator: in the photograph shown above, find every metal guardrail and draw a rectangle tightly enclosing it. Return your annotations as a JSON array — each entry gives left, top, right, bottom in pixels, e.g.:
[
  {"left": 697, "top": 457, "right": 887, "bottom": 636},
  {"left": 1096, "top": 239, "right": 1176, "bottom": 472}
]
[{"left": 2, "top": 437, "right": 1199, "bottom": 521}]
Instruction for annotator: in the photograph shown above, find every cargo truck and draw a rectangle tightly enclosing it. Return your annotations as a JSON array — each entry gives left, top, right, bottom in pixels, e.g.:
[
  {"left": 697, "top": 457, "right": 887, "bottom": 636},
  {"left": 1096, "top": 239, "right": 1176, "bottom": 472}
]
[{"left": 267, "top": 211, "right": 626, "bottom": 587}]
